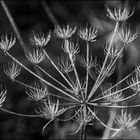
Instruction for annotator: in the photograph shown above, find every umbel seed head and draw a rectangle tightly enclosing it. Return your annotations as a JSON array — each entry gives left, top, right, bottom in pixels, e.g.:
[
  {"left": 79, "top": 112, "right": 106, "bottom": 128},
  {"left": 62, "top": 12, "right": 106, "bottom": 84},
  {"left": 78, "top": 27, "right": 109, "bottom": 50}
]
[{"left": 107, "top": 6, "right": 134, "bottom": 22}]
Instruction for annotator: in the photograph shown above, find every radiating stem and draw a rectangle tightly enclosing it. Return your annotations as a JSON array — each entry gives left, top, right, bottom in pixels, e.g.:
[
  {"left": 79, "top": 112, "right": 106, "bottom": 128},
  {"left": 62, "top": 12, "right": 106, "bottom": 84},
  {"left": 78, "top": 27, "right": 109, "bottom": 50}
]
[
  {"left": 14, "top": 79, "right": 78, "bottom": 103},
  {"left": 6, "top": 52, "right": 79, "bottom": 102},
  {"left": 88, "top": 22, "right": 119, "bottom": 101},
  {"left": 92, "top": 44, "right": 126, "bottom": 98},
  {"left": 43, "top": 49, "right": 75, "bottom": 91},
  {"left": 69, "top": 54, "right": 81, "bottom": 89},
  {"left": 85, "top": 41, "right": 89, "bottom": 98},
  {"left": 91, "top": 78, "right": 140, "bottom": 103},
  {"left": 36, "top": 65, "right": 71, "bottom": 92}
]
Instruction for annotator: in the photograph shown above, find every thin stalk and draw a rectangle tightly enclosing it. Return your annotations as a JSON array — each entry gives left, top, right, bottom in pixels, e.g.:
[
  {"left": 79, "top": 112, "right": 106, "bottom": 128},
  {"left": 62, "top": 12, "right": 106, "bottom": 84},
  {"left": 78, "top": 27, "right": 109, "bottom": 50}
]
[
  {"left": 43, "top": 49, "right": 75, "bottom": 91},
  {"left": 81, "top": 123, "right": 86, "bottom": 140},
  {"left": 85, "top": 41, "right": 89, "bottom": 99},
  {"left": 97, "top": 43, "right": 125, "bottom": 87},
  {"left": 6, "top": 51, "right": 79, "bottom": 102},
  {"left": 1, "top": 0, "right": 26, "bottom": 51},
  {"left": 41, "top": 0, "right": 59, "bottom": 25},
  {"left": 92, "top": 44, "right": 126, "bottom": 101},
  {"left": 69, "top": 54, "right": 81, "bottom": 89},
  {"left": 14, "top": 79, "right": 77, "bottom": 103},
  {"left": 91, "top": 69, "right": 135, "bottom": 103},
  {"left": 0, "top": 0, "right": 47, "bottom": 90},
  {"left": 66, "top": 72, "right": 75, "bottom": 87},
  {"left": 36, "top": 65, "right": 71, "bottom": 92},
  {"left": 0, "top": 108, "right": 43, "bottom": 118},
  {"left": 100, "top": 104, "right": 140, "bottom": 108},
  {"left": 91, "top": 78, "right": 140, "bottom": 103},
  {"left": 54, "top": 118, "right": 59, "bottom": 139},
  {"left": 88, "top": 107, "right": 119, "bottom": 131},
  {"left": 101, "top": 53, "right": 122, "bottom": 140},
  {"left": 102, "top": 103, "right": 117, "bottom": 139},
  {"left": 34, "top": 66, "right": 46, "bottom": 88},
  {"left": 88, "top": 22, "right": 119, "bottom": 101}
]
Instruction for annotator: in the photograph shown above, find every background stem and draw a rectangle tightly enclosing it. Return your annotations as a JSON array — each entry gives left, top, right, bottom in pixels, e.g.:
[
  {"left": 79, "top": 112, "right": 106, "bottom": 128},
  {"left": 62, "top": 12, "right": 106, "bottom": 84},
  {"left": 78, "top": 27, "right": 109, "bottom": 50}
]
[
  {"left": 81, "top": 123, "right": 86, "bottom": 140},
  {"left": 102, "top": 104, "right": 117, "bottom": 139}
]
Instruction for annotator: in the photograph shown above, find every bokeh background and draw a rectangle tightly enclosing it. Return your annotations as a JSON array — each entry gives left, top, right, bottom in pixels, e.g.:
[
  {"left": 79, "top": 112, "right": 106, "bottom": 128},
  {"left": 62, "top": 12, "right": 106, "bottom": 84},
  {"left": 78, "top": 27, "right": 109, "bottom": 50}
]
[{"left": 0, "top": 0, "right": 140, "bottom": 139}]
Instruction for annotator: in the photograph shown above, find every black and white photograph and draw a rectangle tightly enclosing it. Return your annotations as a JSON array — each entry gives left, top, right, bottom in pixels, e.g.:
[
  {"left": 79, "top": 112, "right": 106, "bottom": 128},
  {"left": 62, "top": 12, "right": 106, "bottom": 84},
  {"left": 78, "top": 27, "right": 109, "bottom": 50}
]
[{"left": 0, "top": 0, "right": 140, "bottom": 139}]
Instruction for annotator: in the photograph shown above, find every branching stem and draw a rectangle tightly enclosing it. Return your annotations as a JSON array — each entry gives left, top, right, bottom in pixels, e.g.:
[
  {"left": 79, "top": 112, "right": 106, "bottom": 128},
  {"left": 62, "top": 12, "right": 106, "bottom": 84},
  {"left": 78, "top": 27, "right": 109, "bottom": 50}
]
[{"left": 88, "top": 22, "right": 119, "bottom": 101}]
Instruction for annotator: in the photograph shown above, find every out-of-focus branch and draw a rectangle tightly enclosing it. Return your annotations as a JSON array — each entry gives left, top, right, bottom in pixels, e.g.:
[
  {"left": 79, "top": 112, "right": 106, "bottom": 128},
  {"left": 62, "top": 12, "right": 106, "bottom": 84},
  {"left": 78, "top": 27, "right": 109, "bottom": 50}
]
[
  {"left": 1, "top": 0, "right": 26, "bottom": 51},
  {"left": 41, "top": 0, "right": 59, "bottom": 25},
  {"left": 0, "top": 0, "right": 45, "bottom": 87}
]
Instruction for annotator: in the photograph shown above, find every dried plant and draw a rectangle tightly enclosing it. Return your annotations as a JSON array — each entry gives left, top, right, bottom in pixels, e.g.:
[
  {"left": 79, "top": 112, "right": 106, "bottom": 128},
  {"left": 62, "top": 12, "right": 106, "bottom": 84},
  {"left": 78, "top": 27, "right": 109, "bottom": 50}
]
[{"left": 0, "top": 1, "right": 140, "bottom": 140}]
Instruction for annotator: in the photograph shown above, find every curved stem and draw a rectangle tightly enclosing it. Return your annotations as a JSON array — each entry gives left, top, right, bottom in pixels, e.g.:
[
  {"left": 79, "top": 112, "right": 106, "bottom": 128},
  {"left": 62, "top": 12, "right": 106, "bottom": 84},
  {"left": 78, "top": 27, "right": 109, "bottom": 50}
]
[
  {"left": 0, "top": 108, "right": 43, "bottom": 118},
  {"left": 58, "top": 105, "right": 83, "bottom": 122},
  {"left": 102, "top": 103, "right": 117, "bottom": 139},
  {"left": 42, "top": 119, "right": 53, "bottom": 135},
  {"left": 88, "top": 107, "right": 119, "bottom": 131}
]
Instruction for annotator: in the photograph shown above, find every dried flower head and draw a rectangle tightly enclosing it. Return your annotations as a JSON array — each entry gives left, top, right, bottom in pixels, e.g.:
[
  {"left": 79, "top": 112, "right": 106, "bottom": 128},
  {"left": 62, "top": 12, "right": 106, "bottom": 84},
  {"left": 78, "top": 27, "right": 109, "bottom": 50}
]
[
  {"left": 104, "top": 43, "right": 123, "bottom": 59},
  {"left": 54, "top": 25, "right": 76, "bottom": 39},
  {"left": 62, "top": 39, "right": 79, "bottom": 61},
  {"left": 75, "top": 107, "right": 94, "bottom": 124},
  {"left": 128, "top": 72, "right": 140, "bottom": 93},
  {"left": 72, "top": 107, "right": 95, "bottom": 134},
  {"left": 36, "top": 99, "right": 66, "bottom": 134},
  {"left": 112, "top": 109, "right": 140, "bottom": 137},
  {"left": 118, "top": 27, "right": 137, "bottom": 44},
  {"left": 36, "top": 99, "right": 66, "bottom": 119},
  {"left": 107, "top": 6, "right": 134, "bottom": 21},
  {"left": 78, "top": 26, "right": 97, "bottom": 42},
  {"left": 25, "top": 47, "right": 45, "bottom": 64},
  {"left": 4, "top": 61, "right": 21, "bottom": 81},
  {"left": 96, "top": 62, "right": 115, "bottom": 78},
  {"left": 58, "top": 55, "right": 73, "bottom": 73},
  {"left": 0, "top": 34, "right": 16, "bottom": 52},
  {"left": 101, "top": 84, "right": 123, "bottom": 104},
  {"left": 73, "top": 82, "right": 86, "bottom": 97},
  {"left": 30, "top": 31, "right": 51, "bottom": 47},
  {"left": 26, "top": 83, "right": 48, "bottom": 101},
  {"left": 81, "top": 56, "right": 97, "bottom": 69},
  {"left": 0, "top": 85, "right": 7, "bottom": 107}
]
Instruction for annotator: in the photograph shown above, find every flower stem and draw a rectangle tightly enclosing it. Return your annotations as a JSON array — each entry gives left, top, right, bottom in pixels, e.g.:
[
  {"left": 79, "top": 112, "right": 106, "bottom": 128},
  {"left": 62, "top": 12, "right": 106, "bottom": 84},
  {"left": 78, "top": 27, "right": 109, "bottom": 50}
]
[
  {"left": 0, "top": 108, "right": 43, "bottom": 118},
  {"left": 1, "top": 0, "right": 26, "bottom": 51},
  {"left": 81, "top": 123, "right": 86, "bottom": 140},
  {"left": 102, "top": 104, "right": 117, "bottom": 139},
  {"left": 6, "top": 52, "right": 79, "bottom": 102},
  {"left": 40, "top": 0, "right": 59, "bottom": 25},
  {"left": 85, "top": 41, "right": 89, "bottom": 98},
  {"left": 88, "top": 21, "right": 119, "bottom": 101},
  {"left": 43, "top": 49, "right": 75, "bottom": 91},
  {"left": 69, "top": 54, "right": 81, "bottom": 89}
]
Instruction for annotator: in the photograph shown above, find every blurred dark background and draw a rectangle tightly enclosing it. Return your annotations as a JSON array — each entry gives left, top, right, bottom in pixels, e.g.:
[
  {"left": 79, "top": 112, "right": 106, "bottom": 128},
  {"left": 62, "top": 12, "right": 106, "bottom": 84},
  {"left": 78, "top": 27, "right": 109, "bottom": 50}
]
[{"left": 0, "top": 0, "right": 140, "bottom": 139}]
